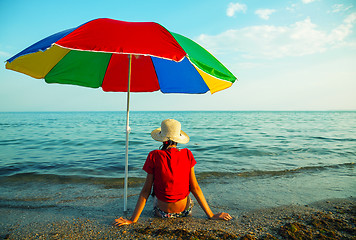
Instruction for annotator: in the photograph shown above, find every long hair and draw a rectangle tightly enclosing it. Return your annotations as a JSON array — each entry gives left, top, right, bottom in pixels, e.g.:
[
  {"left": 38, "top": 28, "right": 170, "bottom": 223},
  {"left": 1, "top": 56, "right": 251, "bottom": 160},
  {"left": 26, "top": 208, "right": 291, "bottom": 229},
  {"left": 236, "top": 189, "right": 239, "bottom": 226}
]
[{"left": 160, "top": 140, "right": 178, "bottom": 150}]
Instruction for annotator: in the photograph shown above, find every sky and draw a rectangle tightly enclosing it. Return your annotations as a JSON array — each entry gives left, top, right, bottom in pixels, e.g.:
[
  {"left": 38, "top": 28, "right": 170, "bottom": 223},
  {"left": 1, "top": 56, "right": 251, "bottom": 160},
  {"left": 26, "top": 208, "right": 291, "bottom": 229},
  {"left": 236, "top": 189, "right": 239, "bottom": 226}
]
[{"left": 0, "top": 0, "right": 355, "bottom": 111}]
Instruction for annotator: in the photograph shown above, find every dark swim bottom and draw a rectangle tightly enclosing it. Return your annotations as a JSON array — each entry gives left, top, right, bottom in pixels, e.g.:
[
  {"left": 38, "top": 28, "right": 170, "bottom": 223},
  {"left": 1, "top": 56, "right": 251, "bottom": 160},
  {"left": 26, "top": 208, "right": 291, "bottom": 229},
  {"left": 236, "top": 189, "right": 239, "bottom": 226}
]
[{"left": 153, "top": 197, "right": 193, "bottom": 218}]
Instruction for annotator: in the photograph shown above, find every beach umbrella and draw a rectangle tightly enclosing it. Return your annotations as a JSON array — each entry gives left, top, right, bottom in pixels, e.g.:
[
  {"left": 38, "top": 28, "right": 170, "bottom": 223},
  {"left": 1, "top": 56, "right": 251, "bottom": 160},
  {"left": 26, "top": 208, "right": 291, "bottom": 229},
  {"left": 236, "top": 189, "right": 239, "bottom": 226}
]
[{"left": 5, "top": 18, "right": 237, "bottom": 212}]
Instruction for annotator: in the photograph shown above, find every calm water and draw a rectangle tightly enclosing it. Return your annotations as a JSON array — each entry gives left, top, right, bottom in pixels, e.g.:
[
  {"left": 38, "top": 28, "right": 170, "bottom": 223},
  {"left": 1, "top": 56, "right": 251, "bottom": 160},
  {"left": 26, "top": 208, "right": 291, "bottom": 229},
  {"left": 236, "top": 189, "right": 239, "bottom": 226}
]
[{"left": 0, "top": 111, "right": 355, "bottom": 215}]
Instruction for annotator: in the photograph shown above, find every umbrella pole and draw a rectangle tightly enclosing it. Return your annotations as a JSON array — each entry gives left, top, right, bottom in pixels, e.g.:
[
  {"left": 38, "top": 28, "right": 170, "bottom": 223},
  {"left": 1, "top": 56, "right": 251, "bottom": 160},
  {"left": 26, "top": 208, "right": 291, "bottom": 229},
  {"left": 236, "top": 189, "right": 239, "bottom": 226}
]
[{"left": 124, "top": 54, "right": 132, "bottom": 213}]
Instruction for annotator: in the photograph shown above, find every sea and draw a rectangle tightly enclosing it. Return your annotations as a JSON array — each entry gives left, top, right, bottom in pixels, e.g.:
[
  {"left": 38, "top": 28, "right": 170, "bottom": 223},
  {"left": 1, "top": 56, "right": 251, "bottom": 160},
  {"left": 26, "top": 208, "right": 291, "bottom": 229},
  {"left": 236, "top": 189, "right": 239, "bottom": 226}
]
[{"left": 0, "top": 111, "right": 355, "bottom": 220}]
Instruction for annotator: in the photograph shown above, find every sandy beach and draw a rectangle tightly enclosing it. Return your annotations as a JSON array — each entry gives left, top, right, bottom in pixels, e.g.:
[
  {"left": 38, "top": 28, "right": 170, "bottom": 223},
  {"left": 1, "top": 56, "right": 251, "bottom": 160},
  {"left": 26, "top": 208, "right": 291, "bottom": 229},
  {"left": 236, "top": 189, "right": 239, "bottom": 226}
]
[{"left": 1, "top": 197, "right": 354, "bottom": 239}]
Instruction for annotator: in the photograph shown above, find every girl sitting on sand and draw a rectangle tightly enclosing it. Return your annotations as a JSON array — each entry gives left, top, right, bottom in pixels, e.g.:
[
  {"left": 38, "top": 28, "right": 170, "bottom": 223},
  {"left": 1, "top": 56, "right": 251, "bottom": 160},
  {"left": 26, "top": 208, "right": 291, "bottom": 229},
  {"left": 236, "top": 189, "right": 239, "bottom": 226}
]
[{"left": 114, "top": 119, "right": 232, "bottom": 226}]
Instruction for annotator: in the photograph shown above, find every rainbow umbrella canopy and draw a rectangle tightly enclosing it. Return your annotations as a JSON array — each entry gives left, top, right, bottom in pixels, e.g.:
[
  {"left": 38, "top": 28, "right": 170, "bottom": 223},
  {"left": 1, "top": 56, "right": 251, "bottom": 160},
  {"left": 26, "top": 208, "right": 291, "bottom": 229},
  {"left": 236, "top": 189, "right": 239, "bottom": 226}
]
[{"left": 5, "top": 18, "right": 237, "bottom": 211}]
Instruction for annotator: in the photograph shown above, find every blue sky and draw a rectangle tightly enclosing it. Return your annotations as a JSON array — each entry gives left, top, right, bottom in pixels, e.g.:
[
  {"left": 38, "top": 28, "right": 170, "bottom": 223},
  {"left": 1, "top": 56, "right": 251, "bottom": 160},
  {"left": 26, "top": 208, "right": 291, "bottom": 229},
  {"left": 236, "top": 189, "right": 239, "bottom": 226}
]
[{"left": 1, "top": 0, "right": 355, "bottom": 111}]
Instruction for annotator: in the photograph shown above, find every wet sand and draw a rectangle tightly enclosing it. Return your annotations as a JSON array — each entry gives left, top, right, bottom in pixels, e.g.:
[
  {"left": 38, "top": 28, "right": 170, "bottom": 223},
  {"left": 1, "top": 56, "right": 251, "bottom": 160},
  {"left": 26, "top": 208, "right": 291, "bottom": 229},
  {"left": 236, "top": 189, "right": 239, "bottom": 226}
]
[{"left": 1, "top": 197, "right": 354, "bottom": 239}]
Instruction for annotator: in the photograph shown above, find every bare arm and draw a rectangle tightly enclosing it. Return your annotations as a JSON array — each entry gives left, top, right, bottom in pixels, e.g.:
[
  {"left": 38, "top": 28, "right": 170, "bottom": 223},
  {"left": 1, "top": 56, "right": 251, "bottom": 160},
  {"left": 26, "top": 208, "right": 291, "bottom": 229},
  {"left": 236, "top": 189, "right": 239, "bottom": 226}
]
[
  {"left": 114, "top": 173, "right": 153, "bottom": 226},
  {"left": 189, "top": 167, "right": 232, "bottom": 221}
]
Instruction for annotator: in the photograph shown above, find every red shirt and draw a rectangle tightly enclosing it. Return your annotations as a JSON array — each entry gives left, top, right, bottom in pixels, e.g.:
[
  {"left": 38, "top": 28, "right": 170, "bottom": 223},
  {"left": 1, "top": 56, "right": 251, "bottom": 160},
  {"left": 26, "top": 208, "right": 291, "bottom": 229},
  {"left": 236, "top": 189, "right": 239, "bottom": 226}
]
[{"left": 143, "top": 148, "right": 196, "bottom": 202}]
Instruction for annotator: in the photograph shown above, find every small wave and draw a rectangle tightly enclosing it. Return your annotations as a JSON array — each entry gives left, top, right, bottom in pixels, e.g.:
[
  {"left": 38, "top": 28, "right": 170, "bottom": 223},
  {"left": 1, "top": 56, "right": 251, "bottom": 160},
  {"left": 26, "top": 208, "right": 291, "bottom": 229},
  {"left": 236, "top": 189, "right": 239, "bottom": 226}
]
[
  {"left": 311, "top": 136, "right": 356, "bottom": 142},
  {"left": 192, "top": 145, "right": 277, "bottom": 157},
  {"left": 0, "top": 139, "right": 25, "bottom": 146},
  {"left": 0, "top": 163, "right": 353, "bottom": 187},
  {"left": 0, "top": 173, "right": 145, "bottom": 189},
  {"left": 197, "top": 162, "right": 354, "bottom": 180}
]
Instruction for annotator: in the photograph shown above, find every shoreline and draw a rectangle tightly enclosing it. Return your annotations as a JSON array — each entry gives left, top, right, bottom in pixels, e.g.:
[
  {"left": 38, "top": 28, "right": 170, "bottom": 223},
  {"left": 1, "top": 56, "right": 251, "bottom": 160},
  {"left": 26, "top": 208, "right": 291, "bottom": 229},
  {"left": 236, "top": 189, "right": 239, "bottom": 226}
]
[{"left": 1, "top": 197, "right": 354, "bottom": 239}]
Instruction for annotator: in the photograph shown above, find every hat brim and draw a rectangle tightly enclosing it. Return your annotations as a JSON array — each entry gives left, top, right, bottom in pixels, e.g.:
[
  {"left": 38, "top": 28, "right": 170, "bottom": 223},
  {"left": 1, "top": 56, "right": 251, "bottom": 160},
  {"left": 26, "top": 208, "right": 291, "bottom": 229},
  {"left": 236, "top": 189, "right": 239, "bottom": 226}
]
[{"left": 151, "top": 128, "right": 190, "bottom": 144}]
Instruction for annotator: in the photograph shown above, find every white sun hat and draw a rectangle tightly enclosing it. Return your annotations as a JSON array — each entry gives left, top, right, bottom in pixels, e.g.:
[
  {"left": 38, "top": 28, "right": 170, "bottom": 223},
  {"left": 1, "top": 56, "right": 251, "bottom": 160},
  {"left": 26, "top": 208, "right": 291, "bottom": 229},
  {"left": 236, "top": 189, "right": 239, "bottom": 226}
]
[{"left": 151, "top": 119, "right": 189, "bottom": 144}]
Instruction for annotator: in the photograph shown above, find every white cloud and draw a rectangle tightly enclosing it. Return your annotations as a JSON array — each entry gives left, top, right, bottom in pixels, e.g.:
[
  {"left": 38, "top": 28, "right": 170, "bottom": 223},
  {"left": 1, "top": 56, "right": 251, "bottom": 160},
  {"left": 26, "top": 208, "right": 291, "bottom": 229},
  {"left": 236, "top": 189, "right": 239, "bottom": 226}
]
[
  {"left": 286, "top": 4, "right": 298, "bottom": 12},
  {"left": 345, "top": 12, "right": 356, "bottom": 24},
  {"left": 329, "top": 13, "right": 356, "bottom": 43},
  {"left": 196, "top": 13, "right": 356, "bottom": 59},
  {"left": 255, "top": 9, "right": 276, "bottom": 20},
  {"left": 226, "top": 2, "right": 247, "bottom": 17},
  {"left": 302, "top": 0, "right": 316, "bottom": 4},
  {"left": 331, "top": 4, "right": 353, "bottom": 13},
  {"left": 0, "top": 50, "right": 11, "bottom": 58}
]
